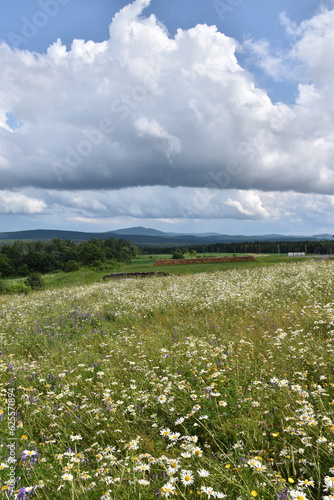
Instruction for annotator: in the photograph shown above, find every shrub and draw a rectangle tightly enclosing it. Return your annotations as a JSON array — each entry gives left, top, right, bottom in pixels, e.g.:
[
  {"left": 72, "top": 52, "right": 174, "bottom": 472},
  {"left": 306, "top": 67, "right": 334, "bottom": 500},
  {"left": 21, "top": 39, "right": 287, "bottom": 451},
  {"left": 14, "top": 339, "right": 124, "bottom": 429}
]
[
  {"left": 0, "top": 280, "right": 7, "bottom": 294},
  {"left": 17, "top": 264, "right": 30, "bottom": 276},
  {"left": 24, "top": 272, "right": 45, "bottom": 290},
  {"left": 64, "top": 260, "right": 81, "bottom": 272},
  {"left": 172, "top": 251, "right": 184, "bottom": 260},
  {"left": 6, "top": 282, "right": 31, "bottom": 294}
]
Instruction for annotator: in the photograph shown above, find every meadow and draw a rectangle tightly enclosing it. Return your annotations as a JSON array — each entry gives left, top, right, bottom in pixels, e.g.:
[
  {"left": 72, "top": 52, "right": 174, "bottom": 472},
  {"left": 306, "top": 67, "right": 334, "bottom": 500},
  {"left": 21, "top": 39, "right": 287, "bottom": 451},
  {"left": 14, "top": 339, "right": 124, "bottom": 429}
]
[
  {"left": 39, "top": 254, "right": 314, "bottom": 290},
  {"left": 0, "top": 259, "right": 333, "bottom": 499}
]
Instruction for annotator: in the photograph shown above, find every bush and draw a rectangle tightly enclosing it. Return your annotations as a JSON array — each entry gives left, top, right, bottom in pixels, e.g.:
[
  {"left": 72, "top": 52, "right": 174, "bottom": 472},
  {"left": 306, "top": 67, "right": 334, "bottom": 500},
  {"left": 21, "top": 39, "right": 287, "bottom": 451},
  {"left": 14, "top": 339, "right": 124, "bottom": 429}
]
[
  {"left": 88, "top": 260, "right": 106, "bottom": 270},
  {"left": 172, "top": 251, "right": 184, "bottom": 260},
  {"left": 17, "top": 264, "right": 30, "bottom": 276},
  {"left": 64, "top": 260, "right": 81, "bottom": 272},
  {"left": 24, "top": 272, "right": 45, "bottom": 290},
  {"left": 0, "top": 280, "right": 7, "bottom": 294},
  {"left": 6, "top": 282, "right": 31, "bottom": 294}
]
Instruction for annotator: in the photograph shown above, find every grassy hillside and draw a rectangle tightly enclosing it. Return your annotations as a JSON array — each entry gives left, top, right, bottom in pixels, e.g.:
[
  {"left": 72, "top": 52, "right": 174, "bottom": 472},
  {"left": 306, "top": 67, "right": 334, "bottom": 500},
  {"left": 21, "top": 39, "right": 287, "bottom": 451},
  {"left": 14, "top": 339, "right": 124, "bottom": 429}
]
[{"left": 1, "top": 260, "right": 333, "bottom": 499}]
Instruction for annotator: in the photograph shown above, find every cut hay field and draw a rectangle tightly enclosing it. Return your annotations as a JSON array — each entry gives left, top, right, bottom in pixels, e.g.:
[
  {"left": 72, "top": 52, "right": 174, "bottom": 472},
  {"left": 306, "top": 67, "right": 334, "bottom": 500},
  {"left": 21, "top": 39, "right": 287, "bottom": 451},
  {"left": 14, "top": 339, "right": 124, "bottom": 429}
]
[{"left": 0, "top": 260, "right": 333, "bottom": 499}]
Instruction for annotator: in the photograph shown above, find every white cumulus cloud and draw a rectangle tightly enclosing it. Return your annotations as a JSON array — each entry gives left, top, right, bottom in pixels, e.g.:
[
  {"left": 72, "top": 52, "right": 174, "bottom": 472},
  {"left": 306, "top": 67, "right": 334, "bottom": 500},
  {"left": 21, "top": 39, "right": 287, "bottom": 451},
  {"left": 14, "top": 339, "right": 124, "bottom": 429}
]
[
  {"left": 0, "top": 0, "right": 334, "bottom": 231},
  {"left": 0, "top": 191, "right": 46, "bottom": 214}
]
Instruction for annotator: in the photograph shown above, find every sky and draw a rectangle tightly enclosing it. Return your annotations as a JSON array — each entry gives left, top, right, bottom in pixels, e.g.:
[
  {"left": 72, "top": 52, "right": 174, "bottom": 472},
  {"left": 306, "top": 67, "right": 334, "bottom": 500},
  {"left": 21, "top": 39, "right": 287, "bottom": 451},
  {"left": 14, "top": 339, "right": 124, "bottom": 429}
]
[{"left": 1, "top": 0, "right": 334, "bottom": 236}]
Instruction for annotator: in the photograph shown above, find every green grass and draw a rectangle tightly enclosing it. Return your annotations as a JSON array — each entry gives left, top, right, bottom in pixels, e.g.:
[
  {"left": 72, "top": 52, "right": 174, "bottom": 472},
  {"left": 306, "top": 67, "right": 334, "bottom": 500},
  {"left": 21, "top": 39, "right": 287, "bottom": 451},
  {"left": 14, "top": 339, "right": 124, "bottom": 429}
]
[
  {"left": 2, "top": 253, "right": 316, "bottom": 291},
  {"left": 37, "top": 253, "right": 314, "bottom": 289},
  {"left": 1, "top": 259, "right": 333, "bottom": 499}
]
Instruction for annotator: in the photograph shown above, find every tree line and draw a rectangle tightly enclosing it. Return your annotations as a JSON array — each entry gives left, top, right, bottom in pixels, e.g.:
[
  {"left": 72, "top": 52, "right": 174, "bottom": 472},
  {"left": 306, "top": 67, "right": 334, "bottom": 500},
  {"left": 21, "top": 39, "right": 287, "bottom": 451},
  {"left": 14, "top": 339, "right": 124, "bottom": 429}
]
[
  {"left": 141, "top": 239, "right": 334, "bottom": 255},
  {"left": 0, "top": 237, "right": 138, "bottom": 277}
]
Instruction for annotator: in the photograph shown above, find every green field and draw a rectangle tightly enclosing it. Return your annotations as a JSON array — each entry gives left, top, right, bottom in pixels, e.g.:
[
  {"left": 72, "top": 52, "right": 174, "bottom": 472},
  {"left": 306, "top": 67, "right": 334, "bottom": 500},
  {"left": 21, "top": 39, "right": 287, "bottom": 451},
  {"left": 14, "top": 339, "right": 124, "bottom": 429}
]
[
  {"left": 1, "top": 258, "right": 333, "bottom": 499},
  {"left": 38, "top": 253, "right": 316, "bottom": 289}
]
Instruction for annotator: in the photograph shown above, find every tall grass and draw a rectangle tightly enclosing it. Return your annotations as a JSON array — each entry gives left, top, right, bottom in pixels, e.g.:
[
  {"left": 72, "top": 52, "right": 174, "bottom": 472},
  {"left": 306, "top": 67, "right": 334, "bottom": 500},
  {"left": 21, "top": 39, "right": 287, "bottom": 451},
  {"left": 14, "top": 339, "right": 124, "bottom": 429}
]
[{"left": 0, "top": 260, "right": 333, "bottom": 499}]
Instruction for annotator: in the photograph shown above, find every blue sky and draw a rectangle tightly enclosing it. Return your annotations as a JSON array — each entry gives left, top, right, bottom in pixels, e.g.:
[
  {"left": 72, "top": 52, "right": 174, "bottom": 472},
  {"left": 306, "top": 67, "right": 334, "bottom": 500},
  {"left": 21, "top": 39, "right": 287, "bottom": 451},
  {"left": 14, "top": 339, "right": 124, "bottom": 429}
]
[
  {"left": 1, "top": 0, "right": 320, "bottom": 103},
  {"left": 0, "top": 0, "right": 334, "bottom": 235}
]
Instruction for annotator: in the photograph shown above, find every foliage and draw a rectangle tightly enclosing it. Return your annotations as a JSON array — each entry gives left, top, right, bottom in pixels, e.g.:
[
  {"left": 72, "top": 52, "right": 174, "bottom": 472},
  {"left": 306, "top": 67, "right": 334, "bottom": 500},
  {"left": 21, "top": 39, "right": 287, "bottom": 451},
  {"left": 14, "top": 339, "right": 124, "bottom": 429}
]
[
  {"left": 0, "top": 279, "right": 7, "bottom": 293},
  {"left": 0, "top": 237, "right": 137, "bottom": 277},
  {"left": 188, "top": 249, "right": 198, "bottom": 258},
  {"left": 63, "top": 260, "right": 81, "bottom": 272},
  {"left": 2, "top": 281, "right": 31, "bottom": 294},
  {"left": 24, "top": 272, "right": 45, "bottom": 290},
  {"left": 172, "top": 250, "right": 185, "bottom": 259},
  {"left": 0, "top": 253, "right": 14, "bottom": 276},
  {"left": 141, "top": 239, "right": 334, "bottom": 255}
]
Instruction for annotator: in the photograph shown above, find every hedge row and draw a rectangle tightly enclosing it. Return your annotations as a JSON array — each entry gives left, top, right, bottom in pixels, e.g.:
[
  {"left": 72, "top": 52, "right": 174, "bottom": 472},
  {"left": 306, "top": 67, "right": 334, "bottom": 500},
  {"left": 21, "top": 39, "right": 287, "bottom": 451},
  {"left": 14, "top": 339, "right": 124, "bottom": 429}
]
[{"left": 154, "top": 256, "right": 255, "bottom": 266}]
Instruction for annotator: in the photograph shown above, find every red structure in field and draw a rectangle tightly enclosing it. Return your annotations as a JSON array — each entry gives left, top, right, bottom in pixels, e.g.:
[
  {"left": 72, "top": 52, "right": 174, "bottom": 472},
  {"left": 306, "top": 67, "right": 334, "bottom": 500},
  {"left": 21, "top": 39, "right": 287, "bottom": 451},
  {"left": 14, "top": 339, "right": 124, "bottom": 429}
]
[{"left": 154, "top": 256, "right": 255, "bottom": 266}]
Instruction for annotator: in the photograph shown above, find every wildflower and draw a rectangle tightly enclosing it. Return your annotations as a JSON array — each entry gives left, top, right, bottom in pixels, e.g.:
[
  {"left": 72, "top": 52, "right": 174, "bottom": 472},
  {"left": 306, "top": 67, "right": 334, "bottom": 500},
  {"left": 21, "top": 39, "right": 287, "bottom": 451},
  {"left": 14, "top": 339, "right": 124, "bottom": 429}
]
[
  {"left": 297, "top": 479, "right": 314, "bottom": 488},
  {"left": 219, "top": 401, "right": 227, "bottom": 407},
  {"left": 125, "top": 437, "right": 140, "bottom": 450},
  {"left": 61, "top": 473, "right": 74, "bottom": 481},
  {"left": 167, "top": 459, "right": 180, "bottom": 471},
  {"left": 80, "top": 472, "right": 91, "bottom": 479},
  {"left": 198, "top": 469, "right": 210, "bottom": 477},
  {"left": 251, "top": 491, "right": 258, "bottom": 497},
  {"left": 289, "top": 490, "right": 308, "bottom": 500},
  {"left": 247, "top": 459, "right": 266, "bottom": 472},
  {"left": 158, "top": 395, "right": 167, "bottom": 403},
  {"left": 136, "top": 463, "right": 150, "bottom": 471},
  {"left": 160, "top": 428, "right": 171, "bottom": 437},
  {"left": 169, "top": 432, "right": 180, "bottom": 442},
  {"left": 138, "top": 479, "right": 150, "bottom": 485},
  {"left": 16, "top": 486, "right": 36, "bottom": 500},
  {"left": 201, "top": 486, "right": 216, "bottom": 498},
  {"left": 100, "top": 493, "right": 112, "bottom": 500},
  {"left": 160, "top": 481, "right": 176, "bottom": 497},
  {"left": 70, "top": 434, "right": 82, "bottom": 441},
  {"left": 323, "top": 477, "right": 334, "bottom": 492},
  {"left": 22, "top": 450, "right": 37, "bottom": 457},
  {"left": 180, "top": 469, "right": 194, "bottom": 486}
]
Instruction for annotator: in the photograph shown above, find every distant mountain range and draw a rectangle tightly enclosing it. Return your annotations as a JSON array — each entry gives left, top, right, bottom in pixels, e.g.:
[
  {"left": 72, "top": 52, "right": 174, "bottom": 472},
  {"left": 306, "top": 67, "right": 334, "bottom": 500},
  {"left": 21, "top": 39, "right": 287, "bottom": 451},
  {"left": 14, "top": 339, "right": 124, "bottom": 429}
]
[{"left": 0, "top": 226, "right": 333, "bottom": 247}]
